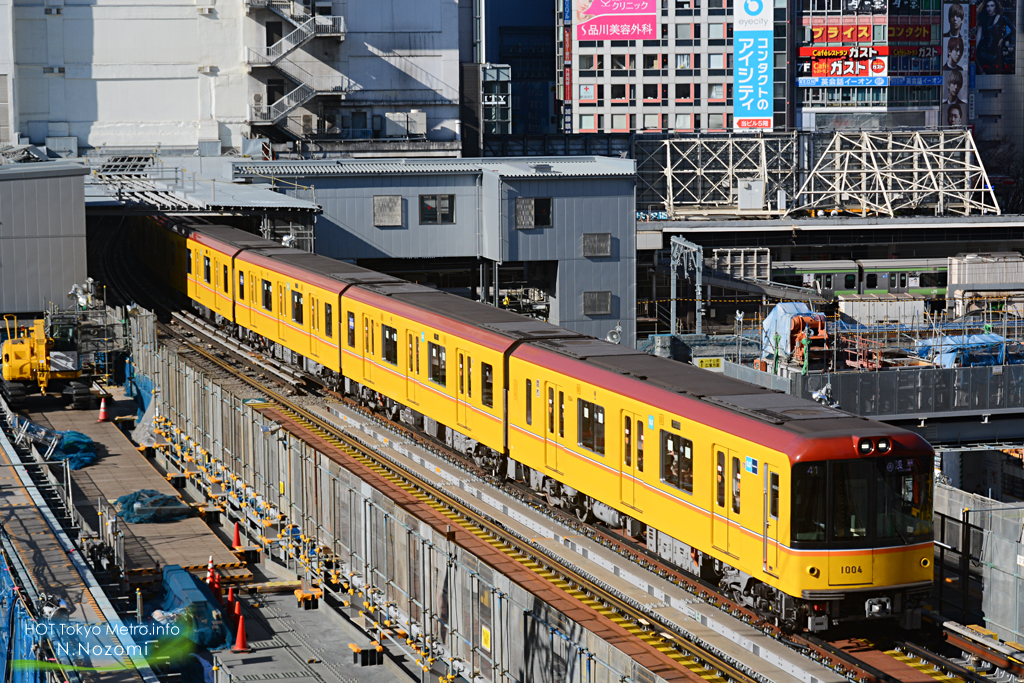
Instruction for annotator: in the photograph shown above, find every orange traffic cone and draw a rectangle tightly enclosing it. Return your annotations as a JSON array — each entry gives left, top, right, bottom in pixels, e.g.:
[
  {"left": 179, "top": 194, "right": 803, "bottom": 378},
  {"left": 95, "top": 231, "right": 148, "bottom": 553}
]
[
  {"left": 97, "top": 398, "right": 109, "bottom": 423},
  {"left": 232, "top": 613, "right": 251, "bottom": 653},
  {"left": 232, "top": 522, "right": 242, "bottom": 549},
  {"left": 213, "top": 574, "right": 223, "bottom": 606},
  {"left": 227, "top": 587, "right": 236, "bottom": 616}
]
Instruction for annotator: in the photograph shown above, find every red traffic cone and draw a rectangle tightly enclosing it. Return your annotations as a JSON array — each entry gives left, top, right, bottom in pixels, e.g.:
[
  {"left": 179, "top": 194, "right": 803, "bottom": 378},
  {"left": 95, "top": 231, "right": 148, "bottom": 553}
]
[
  {"left": 232, "top": 613, "right": 251, "bottom": 653},
  {"left": 97, "top": 398, "right": 109, "bottom": 423},
  {"left": 232, "top": 522, "right": 242, "bottom": 550},
  {"left": 227, "top": 587, "right": 236, "bottom": 614},
  {"left": 213, "top": 575, "right": 223, "bottom": 606}
]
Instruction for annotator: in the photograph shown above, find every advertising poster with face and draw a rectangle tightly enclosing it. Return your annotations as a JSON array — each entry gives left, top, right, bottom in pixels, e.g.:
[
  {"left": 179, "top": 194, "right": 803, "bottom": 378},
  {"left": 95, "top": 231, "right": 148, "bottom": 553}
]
[{"left": 975, "top": 0, "right": 1015, "bottom": 74}]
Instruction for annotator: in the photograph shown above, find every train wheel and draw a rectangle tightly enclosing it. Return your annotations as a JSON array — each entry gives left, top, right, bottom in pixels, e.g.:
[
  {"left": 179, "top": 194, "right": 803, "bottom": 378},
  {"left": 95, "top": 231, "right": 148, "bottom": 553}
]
[
  {"left": 543, "top": 478, "right": 562, "bottom": 508},
  {"left": 572, "top": 495, "right": 594, "bottom": 523}
]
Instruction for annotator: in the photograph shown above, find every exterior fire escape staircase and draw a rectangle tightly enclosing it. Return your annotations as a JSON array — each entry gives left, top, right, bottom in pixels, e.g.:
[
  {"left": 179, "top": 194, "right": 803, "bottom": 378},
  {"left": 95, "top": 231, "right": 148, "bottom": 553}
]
[{"left": 245, "top": 0, "right": 347, "bottom": 131}]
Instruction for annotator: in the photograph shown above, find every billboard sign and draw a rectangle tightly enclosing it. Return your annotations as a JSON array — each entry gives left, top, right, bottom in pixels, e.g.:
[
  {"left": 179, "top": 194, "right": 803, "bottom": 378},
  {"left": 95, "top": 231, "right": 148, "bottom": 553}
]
[
  {"left": 797, "top": 45, "right": 888, "bottom": 85},
  {"left": 733, "top": 0, "right": 773, "bottom": 131},
  {"left": 811, "top": 24, "right": 873, "bottom": 43},
  {"left": 975, "top": 0, "right": 1015, "bottom": 74},
  {"left": 888, "top": 23, "right": 935, "bottom": 41},
  {"left": 574, "top": 0, "right": 657, "bottom": 40}
]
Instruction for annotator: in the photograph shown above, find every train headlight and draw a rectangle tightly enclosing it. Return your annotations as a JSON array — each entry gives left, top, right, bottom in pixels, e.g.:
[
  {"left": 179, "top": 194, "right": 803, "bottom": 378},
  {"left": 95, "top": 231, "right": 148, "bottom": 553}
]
[
  {"left": 921, "top": 557, "right": 931, "bottom": 568},
  {"left": 857, "top": 438, "right": 874, "bottom": 455},
  {"left": 807, "top": 566, "right": 820, "bottom": 578},
  {"left": 876, "top": 438, "right": 892, "bottom": 454}
]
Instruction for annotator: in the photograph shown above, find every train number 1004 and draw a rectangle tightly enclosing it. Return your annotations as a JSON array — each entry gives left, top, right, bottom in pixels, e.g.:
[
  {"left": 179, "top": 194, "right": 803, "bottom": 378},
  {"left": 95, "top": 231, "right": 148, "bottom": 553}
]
[{"left": 839, "top": 565, "right": 864, "bottom": 574}]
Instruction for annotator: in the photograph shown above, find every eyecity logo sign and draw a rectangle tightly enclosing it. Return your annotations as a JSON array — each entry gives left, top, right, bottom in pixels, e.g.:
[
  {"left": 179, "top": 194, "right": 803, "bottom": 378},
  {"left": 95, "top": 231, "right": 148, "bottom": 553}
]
[{"left": 733, "top": 0, "right": 774, "bottom": 130}]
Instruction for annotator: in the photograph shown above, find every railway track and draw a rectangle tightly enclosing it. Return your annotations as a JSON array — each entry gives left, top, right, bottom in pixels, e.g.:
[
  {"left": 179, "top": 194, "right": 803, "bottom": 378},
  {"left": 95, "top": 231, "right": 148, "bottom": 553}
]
[{"left": 99, "top": 223, "right": 1013, "bottom": 683}]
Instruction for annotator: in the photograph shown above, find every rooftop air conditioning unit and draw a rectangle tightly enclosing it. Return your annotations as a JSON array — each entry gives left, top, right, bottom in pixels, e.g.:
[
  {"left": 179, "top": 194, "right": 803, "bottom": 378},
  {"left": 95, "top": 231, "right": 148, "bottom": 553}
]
[{"left": 407, "top": 109, "right": 426, "bottom": 136}]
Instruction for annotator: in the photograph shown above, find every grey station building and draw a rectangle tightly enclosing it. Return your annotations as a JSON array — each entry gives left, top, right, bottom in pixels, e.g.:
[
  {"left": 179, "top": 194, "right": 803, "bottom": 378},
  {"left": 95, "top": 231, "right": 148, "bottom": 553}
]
[{"left": 232, "top": 157, "right": 637, "bottom": 348}]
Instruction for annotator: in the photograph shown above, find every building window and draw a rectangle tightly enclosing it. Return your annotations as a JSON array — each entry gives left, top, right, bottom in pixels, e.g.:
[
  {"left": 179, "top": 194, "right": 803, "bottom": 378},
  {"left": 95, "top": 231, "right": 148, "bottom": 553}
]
[
  {"left": 580, "top": 114, "right": 596, "bottom": 130},
  {"left": 262, "top": 279, "right": 272, "bottom": 311},
  {"left": 675, "top": 83, "right": 691, "bottom": 99},
  {"left": 428, "top": 342, "right": 446, "bottom": 386},
  {"left": 579, "top": 54, "right": 595, "bottom": 69},
  {"left": 204, "top": 256, "right": 211, "bottom": 283},
  {"left": 643, "top": 113, "right": 660, "bottom": 129},
  {"left": 291, "top": 291, "right": 303, "bottom": 324},
  {"left": 347, "top": 311, "right": 355, "bottom": 347},
  {"left": 238, "top": 271, "right": 245, "bottom": 300},
  {"left": 709, "top": 53, "right": 725, "bottom": 69},
  {"left": 373, "top": 195, "right": 402, "bottom": 227},
  {"left": 515, "top": 197, "right": 552, "bottom": 229},
  {"left": 674, "top": 113, "right": 692, "bottom": 129},
  {"left": 709, "top": 23, "right": 724, "bottom": 39},
  {"left": 611, "top": 83, "right": 627, "bottom": 100},
  {"left": 710, "top": 83, "right": 724, "bottom": 99},
  {"left": 642, "top": 54, "right": 663, "bottom": 69},
  {"left": 675, "top": 54, "right": 691, "bottom": 69},
  {"left": 661, "top": 431, "right": 694, "bottom": 493},
  {"left": 583, "top": 291, "right": 612, "bottom": 316},
  {"left": 419, "top": 195, "right": 455, "bottom": 224},
  {"left": 611, "top": 53, "right": 629, "bottom": 69},
  {"left": 611, "top": 113, "right": 629, "bottom": 130},
  {"left": 643, "top": 83, "right": 659, "bottom": 99},
  {"left": 578, "top": 399, "right": 605, "bottom": 455},
  {"left": 324, "top": 303, "right": 332, "bottom": 337},
  {"left": 382, "top": 324, "right": 398, "bottom": 365},
  {"left": 675, "top": 24, "right": 691, "bottom": 39},
  {"left": 583, "top": 233, "right": 612, "bottom": 258},
  {"left": 481, "top": 362, "right": 493, "bottom": 408},
  {"left": 708, "top": 113, "right": 724, "bottom": 129}
]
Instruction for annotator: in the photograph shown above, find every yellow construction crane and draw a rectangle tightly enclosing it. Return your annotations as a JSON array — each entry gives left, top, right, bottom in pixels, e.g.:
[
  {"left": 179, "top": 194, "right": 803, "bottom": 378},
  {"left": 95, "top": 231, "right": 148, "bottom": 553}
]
[{"left": 1, "top": 314, "right": 92, "bottom": 408}]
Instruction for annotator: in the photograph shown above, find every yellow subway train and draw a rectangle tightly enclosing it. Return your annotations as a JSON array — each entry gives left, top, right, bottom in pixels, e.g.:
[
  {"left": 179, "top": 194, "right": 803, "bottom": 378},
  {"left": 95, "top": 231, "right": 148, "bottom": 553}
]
[{"left": 137, "top": 219, "right": 935, "bottom": 632}]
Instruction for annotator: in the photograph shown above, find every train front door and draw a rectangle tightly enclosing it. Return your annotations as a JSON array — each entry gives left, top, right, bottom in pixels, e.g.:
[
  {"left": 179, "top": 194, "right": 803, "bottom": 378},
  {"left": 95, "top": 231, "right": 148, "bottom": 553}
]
[
  {"left": 620, "top": 412, "right": 643, "bottom": 510},
  {"left": 456, "top": 350, "right": 468, "bottom": 427},
  {"left": 764, "top": 466, "right": 780, "bottom": 576},
  {"left": 544, "top": 383, "right": 563, "bottom": 472}
]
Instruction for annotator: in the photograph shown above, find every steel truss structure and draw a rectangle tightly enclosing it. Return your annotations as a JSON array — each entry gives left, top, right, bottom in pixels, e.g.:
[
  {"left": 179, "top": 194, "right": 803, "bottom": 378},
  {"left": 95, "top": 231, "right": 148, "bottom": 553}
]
[
  {"left": 634, "top": 130, "right": 1000, "bottom": 218},
  {"left": 788, "top": 130, "right": 1000, "bottom": 217},
  {"left": 635, "top": 134, "right": 800, "bottom": 216}
]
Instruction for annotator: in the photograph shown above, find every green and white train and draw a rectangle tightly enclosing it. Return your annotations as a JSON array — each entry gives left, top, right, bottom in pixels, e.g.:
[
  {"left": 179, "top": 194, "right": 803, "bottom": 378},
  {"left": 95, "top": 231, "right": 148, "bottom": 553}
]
[{"left": 772, "top": 259, "right": 949, "bottom": 299}]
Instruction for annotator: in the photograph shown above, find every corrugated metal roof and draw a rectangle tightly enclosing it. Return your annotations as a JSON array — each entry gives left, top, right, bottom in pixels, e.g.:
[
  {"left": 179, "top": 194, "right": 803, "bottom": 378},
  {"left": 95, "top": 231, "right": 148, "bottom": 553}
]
[{"left": 232, "top": 156, "right": 635, "bottom": 180}]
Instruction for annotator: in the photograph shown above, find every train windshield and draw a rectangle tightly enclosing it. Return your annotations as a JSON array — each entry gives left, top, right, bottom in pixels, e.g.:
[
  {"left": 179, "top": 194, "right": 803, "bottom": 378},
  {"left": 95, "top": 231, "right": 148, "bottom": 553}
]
[{"left": 791, "top": 456, "right": 933, "bottom": 549}]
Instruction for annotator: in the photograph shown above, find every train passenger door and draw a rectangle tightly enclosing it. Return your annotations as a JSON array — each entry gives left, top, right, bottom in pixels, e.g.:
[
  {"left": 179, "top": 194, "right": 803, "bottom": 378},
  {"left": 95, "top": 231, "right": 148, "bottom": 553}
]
[
  {"left": 620, "top": 412, "right": 643, "bottom": 510},
  {"left": 362, "top": 314, "right": 374, "bottom": 383},
  {"left": 406, "top": 333, "right": 418, "bottom": 405},
  {"left": 712, "top": 446, "right": 736, "bottom": 557},
  {"left": 544, "top": 383, "right": 563, "bottom": 472},
  {"left": 763, "top": 466, "right": 780, "bottom": 577},
  {"left": 456, "top": 349, "right": 468, "bottom": 427}
]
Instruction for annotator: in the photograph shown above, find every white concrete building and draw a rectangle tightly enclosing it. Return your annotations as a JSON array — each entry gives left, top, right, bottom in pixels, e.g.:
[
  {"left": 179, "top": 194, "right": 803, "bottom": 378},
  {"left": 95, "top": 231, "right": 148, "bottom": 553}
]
[{"left": 4, "top": 0, "right": 467, "bottom": 152}]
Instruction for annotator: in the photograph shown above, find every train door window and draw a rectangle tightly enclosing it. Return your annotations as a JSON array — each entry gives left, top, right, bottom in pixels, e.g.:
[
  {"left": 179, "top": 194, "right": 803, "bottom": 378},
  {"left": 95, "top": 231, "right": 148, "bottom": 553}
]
[
  {"left": 408, "top": 334, "right": 414, "bottom": 370},
  {"left": 660, "top": 432, "right": 693, "bottom": 493},
  {"left": 558, "top": 391, "right": 565, "bottom": 438},
  {"left": 732, "top": 457, "right": 741, "bottom": 513},
  {"left": 428, "top": 343, "right": 446, "bottom": 386},
  {"left": 889, "top": 272, "right": 897, "bottom": 289},
  {"left": 204, "top": 257, "right": 211, "bottom": 283},
  {"left": 415, "top": 337, "right": 420, "bottom": 373},
  {"left": 624, "top": 417, "right": 631, "bottom": 466},
  {"left": 238, "top": 272, "right": 245, "bottom": 301},
  {"left": 844, "top": 274, "right": 856, "bottom": 290},
  {"left": 291, "top": 291, "right": 303, "bottom": 324},
  {"left": 261, "top": 279, "right": 272, "bottom": 311},
  {"left": 637, "top": 422, "right": 644, "bottom": 471},
  {"left": 526, "top": 379, "right": 532, "bottom": 425},
  {"left": 458, "top": 353, "right": 465, "bottom": 394},
  {"left": 716, "top": 451, "right": 726, "bottom": 508},
  {"left": 382, "top": 325, "right": 397, "bottom": 365},
  {"left": 578, "top": 400, "right": 605, "bottom": 454},
  {"left": 324, "top": 303, "right": 332, "bottom": 337},
  {"left": 312, "top": 298, "right": 318, "bottom": 331},
  {"left": 823, "top": 274, "right": 832, "bottom": 289},
  {"left": 187, "top": 249, "right": 192, "bottom": 274},
  {"left": 223, "top": 265, "right": 229, "bottom": 293},
  {"left": 899, "top": 272, "right": 907, "bottom": 288},
  {"left": 250, "top": 276, "right": 255, "bottom": 303},
  {"left": 866, "top": 273, "right": 878, "bottom": 288},
  {"left": 769, "top": 472, "right": 779, "bottom": 518},
  {"left": 347, "top": 312, "right": 355, "bottom": 347},
  {"left": 547, "top": 388, "right": 555, "bottom": 433},
  {"left": 278, "top": 285, "right": 283, "bottom": 314},
  {"left": 481, "top": 362, "right": 493, "bottom": 408},
  {"left": 467, "top": 357, "right": 472, "bottom": 398}
]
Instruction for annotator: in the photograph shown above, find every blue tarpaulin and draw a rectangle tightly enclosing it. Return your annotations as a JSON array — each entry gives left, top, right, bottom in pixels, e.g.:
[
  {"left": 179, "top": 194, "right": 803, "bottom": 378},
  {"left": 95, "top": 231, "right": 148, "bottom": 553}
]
[
  {"left": 51, "top": 431, "right": 98, "bottom": 470},
  {"left": 114, "top": 489, "right": 191, "bottom": 523},
  {"left": 914, "top": 333, "right": 1013, "bottom": 368},
  {"left": 157, "top": 565, "right": 232, "bottom": 651}
]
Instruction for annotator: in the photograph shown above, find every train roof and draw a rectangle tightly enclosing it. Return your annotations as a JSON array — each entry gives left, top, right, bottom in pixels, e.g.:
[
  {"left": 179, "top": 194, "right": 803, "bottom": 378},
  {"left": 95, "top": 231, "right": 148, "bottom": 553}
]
[
  {"left": 772, "top": 260, "right": 858, "bottom": 271},
  {"left": 856, "top": 258, "right": 948, "bottom": 269},
  {"left": 186, "top": 224, "right": 282, "bottom": 251}
]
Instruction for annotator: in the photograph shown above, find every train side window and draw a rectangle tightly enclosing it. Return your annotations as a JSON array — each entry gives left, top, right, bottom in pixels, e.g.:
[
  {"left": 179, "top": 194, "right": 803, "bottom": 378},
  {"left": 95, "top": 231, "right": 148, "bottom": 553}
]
[
  {"left": 769, "top": 472, "right": 779, "bottom": 518},
  {"left": 558, "top": 391, "right": 564, "bottom": 438},
  {"left": 261, "top": 279, "right": 272, "bottom": 311},
  {"left": 548, "top": 388, "right": 554, "bottom": 433},
  {"left": 291, "top": 291, "right": 303, "bottom": 324},
  {"left": 481, "top": 362, "right": 493, "bottom": 408},
  {"left": 577, "top": 399, "right": 605, "bottom": 454},
  {"left": 223, "top": 265, "right": 229, "bottom": 293},
  {"left": 660, "top": 431, "right": 693, "bottom": 493},
  {"left": 204, "top": 257, "right": 211, "bottom": 283},
  {"left": 636, "top": 422, "right": 644, "bottom": 472},
  {"left": 324, "top": 303, "right": 332, "bottom": 337},
  {"left": 844, "top": 274, "right": 856, "bottom": 290},
  {"left": 525, "top": 379, "right": 532, "bottom": 425},
  {"left": 347, "top": 312, "right": 355, "bottom": 347},
  {"left": 187, "top": 249, "right": 192, "bottom": 274},
  {"left": 716, "top": 451, "right": 726, "bottom": 508},
  {"left": 428, "top": 342, "right": 446, "bottom": 386},
  {"left": 382, "top": 325, "right": 397, "bottom": 365},
  {"left": 238, "top": 272, "right": 245, "bottom": 301},
  {"left": 866, "top": 273, "right": 878, "bottom": 288},
  {"left": 624, "top": 417, "right": 631, "bottom": 467},
  {"left": 732, "top": 457, "right": 741, "bottom": 513}
]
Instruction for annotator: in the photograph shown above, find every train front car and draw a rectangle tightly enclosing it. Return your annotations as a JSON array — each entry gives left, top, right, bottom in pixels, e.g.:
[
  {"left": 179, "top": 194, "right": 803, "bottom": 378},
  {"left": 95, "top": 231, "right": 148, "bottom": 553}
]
[{"left": 786, "top": 426, "right": 934, "bottom": 631}]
